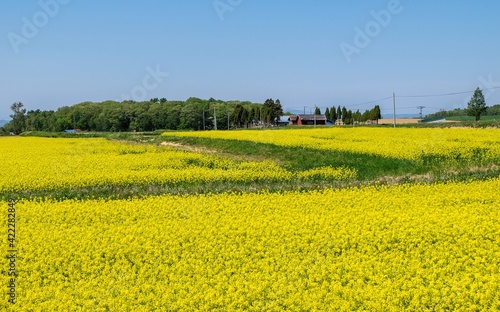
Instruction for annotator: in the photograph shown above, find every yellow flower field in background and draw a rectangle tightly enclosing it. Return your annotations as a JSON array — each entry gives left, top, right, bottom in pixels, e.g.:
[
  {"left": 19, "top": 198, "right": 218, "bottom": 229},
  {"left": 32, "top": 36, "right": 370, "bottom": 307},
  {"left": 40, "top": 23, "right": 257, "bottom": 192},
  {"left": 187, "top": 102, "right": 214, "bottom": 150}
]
[
  {"left": 166, "top": 127, "right": 500, "bottom": 162},
  {"left": 0, "top": 137, "right": 355, "bottom": 193},
  {"left": 2, "top": 178, "right": 499, "bottom": 311}
]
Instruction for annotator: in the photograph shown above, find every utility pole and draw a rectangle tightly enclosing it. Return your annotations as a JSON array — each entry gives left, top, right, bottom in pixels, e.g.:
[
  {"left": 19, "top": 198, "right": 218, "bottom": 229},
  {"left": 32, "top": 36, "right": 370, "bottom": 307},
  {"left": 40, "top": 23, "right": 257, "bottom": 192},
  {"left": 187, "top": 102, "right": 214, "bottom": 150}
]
[
  {"left": 214, "top": 107, "right": 217, "bottom": 130},
  {"left": 314, "top": 106, "right": 317, "bottom": 128},
  {"left": 393, "top": 93, "right": 396, "bottom": 128},
  {"left": 417, "top": 106, "right": 425, "bottom": 121},
  {"left": 259, "top": 107, "right": 262, "bottom": 128}
]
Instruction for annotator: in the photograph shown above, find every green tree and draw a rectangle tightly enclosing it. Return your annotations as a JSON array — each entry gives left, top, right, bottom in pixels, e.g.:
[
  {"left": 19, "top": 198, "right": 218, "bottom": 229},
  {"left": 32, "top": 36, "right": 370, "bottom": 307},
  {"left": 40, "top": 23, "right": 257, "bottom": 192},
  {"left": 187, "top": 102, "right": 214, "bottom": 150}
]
[
  {"left": 241, "top": 107, "right": 250, "bottom": 128},
  {"left": 274, "top": 99, "right": 284, "bottom": 124},
  {"left": 486, "top": 104, "right": 500, "bottom": 115},
  {"left": 371, "top": 105, "right": 382, "bottom": 124},
  {"left": 9, "top": 102, "right": 26, "bottom": 133},
  {"left": 179, "top": 103, "right": 203, "bottom": 130},
  {"left": 361, "top": 110, "right": 370, "bottom": 122},
  {"left": 467, "top": 87, "right": 487, "bottom": 121},
  {"left": 330, "top": 106, "right": 337, "bottom": 122},
  {"left": 250, "top": 107, "right": 258, "bottom": 125},
  {"left": 346, "top": 109, "right": 353, "bottom": 125},
  {"left": 341, "top": 107, "right": 348, "bottom": 124},
  {"left": 262, "top": 99, "right": 283, "bottom": 126},
  {"left": 25, "top": 109, "right": 45, "bottom": 131},
  {"left": 314, "top": 107, "right": 321, "bottom": 115},
  {"left": 231, "top": 104, "right": 246, "bottom": 128},
  {"left": 325, "top": 107, "right": 330, "bottom": 120},
  {"left": 165, "top": 105, "right": 181, "bottom": 130},
  {"left": 354, "top": 109, "right": 362, "bottom": 124},
  {"left": 337, "top": 106, "right": 342, "bottom": 123}
]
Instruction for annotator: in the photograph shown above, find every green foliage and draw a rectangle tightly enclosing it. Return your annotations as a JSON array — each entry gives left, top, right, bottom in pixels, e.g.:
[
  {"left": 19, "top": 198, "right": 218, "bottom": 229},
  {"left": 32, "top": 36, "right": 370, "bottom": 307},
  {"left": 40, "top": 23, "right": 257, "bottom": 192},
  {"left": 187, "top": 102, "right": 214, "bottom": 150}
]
[
  {"left": 231, "top": 104, "right": 251, "bottom": 128},
  {"left": 445, "top": 115, "right": 499, "bottom": 121},
  {"left": 341, "top": 107, "right": 348, "bottom": 124},
  {"left": 6, "top": 98, "right": 265, "bottom": 132},
  {"left": 372, "top": 105, "right": 382, "bottom": 120},
  {"left": 331, "top": 107, "right": 337, "bottom": 122},
  {"left": 487, "top": 104, "right": 500, "bottom": 115},
  {"left": 9, "top": 102, "right": 26, "bottom": 133},
  {"left": 423, "top": 102, "right": 500, "bottom": 123},
  {"left": 262, "top": 98, "right": 284, "bottom": 126},
  {"left": 467, "top": 88, "right": 487, "bottom": 121}
]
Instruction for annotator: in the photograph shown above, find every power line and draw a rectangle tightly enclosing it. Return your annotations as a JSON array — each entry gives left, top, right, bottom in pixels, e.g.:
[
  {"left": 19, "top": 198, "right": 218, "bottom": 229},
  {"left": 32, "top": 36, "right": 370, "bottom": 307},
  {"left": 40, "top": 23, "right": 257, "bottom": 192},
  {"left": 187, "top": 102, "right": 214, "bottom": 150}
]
[
  {"left": 289, "top": 85, "right": 500, "bottom": 114},
  {"left": 397, "top": 106, "right": 420, "bottom": 110},
  {"left": 348, "top": 96, "right": 393, "bottom": 107},
  {"left": 398, "top": 86, "right": 500, "bottom": 98}
]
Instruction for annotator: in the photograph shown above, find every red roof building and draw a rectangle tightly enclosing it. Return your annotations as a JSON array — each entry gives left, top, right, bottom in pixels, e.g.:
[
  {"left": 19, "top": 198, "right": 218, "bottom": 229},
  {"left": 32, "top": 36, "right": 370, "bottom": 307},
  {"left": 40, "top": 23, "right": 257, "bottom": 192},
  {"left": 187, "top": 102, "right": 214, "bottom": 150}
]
[{"left": 289, "top": 114, "right": 327, "bottom": 126}]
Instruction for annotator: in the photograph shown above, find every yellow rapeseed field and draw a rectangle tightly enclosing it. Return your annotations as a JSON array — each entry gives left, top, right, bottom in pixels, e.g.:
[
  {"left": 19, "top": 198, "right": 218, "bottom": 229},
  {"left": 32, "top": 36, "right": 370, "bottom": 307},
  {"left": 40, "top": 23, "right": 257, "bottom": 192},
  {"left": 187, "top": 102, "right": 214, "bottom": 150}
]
[
  {"left": 166, "top": 127, "right": 500, "bottom": 162},
  {"left": 2, "top": 178, "right": 499, "bottom": 310},
  {"left": 0, "top": 137, "right": 355, "bottom": 193},
  {"left": 2, "top": 130, "right": 499, "bottom": 310}
]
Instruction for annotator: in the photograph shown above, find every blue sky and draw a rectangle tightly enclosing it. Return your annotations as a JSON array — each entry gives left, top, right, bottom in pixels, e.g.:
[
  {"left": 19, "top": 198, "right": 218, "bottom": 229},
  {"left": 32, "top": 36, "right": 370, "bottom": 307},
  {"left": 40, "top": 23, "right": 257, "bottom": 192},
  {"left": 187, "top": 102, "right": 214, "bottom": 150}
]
[{"left": 1, "top": 0, "right": 500, "bottom": 120}]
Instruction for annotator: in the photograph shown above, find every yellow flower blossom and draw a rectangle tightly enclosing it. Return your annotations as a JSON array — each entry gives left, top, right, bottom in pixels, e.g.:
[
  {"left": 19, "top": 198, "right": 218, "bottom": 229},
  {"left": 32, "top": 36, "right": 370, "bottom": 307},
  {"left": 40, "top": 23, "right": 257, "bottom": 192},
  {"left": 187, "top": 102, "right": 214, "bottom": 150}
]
[{"left": 2, "top": 178, "right": 499, "bottom": 310}]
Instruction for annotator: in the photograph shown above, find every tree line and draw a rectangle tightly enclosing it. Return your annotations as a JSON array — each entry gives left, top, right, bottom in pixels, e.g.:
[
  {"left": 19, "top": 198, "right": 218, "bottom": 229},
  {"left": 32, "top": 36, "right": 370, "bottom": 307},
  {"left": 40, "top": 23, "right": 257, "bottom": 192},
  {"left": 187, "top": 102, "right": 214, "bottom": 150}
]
[
  {"left": 2, "top": 97, "right": 386, "bottom": 134},
  {"left": 422, "top": 88, "right": 496, "bottom": 122},
  {"left": 2, "top": 98, "right": 284, "bottom": 134},
  {"left": 423, "top": 88, "right": 500, "bottom": 121},
  {"left": 322, "top": 105, "right": 382, "bottom": 125},
  {"left": 423, "top": 105, "right": 499, "bottom": 122}
]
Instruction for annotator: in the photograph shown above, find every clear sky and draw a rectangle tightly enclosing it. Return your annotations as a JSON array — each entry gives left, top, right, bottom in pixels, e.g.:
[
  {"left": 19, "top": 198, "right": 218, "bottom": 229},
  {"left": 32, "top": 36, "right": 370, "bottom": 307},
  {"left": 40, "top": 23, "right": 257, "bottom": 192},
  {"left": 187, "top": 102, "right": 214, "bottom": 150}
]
[{"left": 2, "top": 0, "right": 500, "bottom": 120}]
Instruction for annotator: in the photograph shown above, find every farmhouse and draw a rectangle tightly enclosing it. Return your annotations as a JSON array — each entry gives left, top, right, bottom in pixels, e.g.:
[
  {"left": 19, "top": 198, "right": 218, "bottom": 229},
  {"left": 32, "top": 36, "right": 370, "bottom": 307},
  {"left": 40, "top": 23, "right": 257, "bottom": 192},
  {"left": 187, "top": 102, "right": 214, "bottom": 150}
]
[{"left": 289, "top": 114, "right": 327, "bottom": 126}]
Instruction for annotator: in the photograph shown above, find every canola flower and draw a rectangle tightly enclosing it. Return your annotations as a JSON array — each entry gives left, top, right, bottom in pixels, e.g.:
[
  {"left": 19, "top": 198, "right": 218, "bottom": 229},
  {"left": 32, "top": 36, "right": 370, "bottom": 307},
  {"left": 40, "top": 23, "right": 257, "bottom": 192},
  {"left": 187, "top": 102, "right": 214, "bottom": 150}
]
[
  {"left": 0, "top": 137, "right": 355, "bottom": 193},
  {"left": 2, "top": 178, "right": 499, "bottom": 311},
  {"left": 166, "top": 127, "right": 500, "bottom": 163}
]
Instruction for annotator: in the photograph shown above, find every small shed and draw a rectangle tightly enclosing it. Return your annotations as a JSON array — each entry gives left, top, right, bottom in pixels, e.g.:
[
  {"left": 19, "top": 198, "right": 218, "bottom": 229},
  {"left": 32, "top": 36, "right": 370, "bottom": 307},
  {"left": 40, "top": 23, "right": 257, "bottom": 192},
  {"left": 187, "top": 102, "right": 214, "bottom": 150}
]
[
  {"left": 278, "top": 116, "right": 291, "bottom": 126},
  {"left": 63, "top": 129, "right": 82, "bottom": 133}
]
